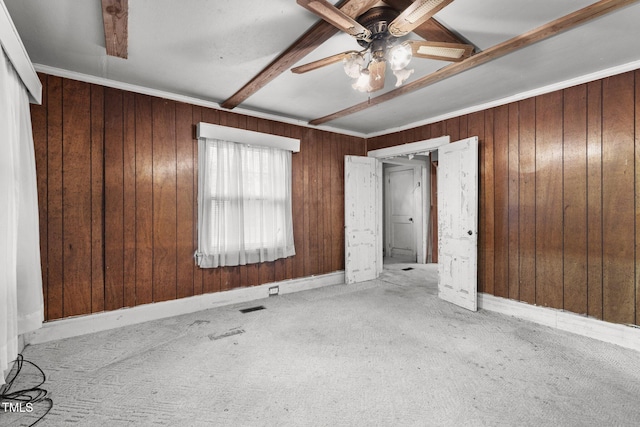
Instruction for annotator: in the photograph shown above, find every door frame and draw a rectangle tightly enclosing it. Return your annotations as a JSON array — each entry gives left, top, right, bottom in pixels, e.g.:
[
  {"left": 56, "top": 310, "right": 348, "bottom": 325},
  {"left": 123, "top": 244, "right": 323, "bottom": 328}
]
[
  {"left": 383, "top": 162, "right": 424, "bottom": 262},
  {"left": 368, "top": 136, "right": 450, "bottom": 264}
]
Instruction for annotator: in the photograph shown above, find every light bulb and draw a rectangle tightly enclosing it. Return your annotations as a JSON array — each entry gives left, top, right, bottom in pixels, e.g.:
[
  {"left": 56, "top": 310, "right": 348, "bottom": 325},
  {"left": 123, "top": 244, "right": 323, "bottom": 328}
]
[
  {"left": 343, "top": 52, "right": 364, "bottom": 79},
  {"left": 352, "top": 69, "right": 371, "bottom": 92},
  {"left": 388, "top": 42, "right": 413, "bottom": 71},
  {"left": 393, "top": 68, "right": 414, "bottom": 87}
]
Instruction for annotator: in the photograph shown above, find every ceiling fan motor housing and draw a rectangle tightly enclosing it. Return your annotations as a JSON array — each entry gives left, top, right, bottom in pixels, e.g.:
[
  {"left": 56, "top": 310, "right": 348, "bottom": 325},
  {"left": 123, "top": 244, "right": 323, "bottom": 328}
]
[{"left": 356, "top": 6, "right": 401, "bottom": 53}]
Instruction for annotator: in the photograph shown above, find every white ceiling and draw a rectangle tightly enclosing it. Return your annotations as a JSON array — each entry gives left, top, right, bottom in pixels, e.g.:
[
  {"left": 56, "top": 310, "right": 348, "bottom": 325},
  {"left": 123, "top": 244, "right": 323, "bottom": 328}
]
[{"left": 5, "top": 0, "right": 640, "bottom": 136}]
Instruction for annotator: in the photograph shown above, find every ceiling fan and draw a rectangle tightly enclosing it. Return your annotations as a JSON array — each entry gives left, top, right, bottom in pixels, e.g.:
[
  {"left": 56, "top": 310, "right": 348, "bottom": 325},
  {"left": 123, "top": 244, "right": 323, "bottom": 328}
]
[{"left": 293, "top": 0, "right": 474, "bottom": 92}]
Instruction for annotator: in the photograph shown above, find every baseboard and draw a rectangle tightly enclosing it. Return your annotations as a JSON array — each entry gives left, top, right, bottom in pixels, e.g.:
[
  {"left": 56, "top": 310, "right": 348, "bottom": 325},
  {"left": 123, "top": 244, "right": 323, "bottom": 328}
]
[
  {"left": 479, "top": 293, "right": 640, "bottom": 352},
  {"left": 25, "top": 271, "right": 345, "bottom": 345}
]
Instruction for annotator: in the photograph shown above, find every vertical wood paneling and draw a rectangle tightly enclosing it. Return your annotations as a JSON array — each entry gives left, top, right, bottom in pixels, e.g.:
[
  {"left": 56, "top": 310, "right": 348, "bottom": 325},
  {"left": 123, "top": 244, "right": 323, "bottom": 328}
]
[
  {"left": 123, "top": 92, "right": 137, "bottom": 308},
  {"left": 308, "top": 132, "right": 320, "bottom": 275},
  {"left": 176, "top": 102, "right": 195, "bottom": 298},
  {"left": 563, "top": 85, "right": 588, "bottom": 315},
  {"left": 62, "top": 79, "right": 92, "bottom": 317},
  {"left": 331, "top": 132, "right": 343, "bottom": 271},
  {"left": 46, "top": 75, "right": 63, "bottom": 320},
  {"left": 104, "top": 88, "right": 125, "bottom": 311},
  {"left": 446, "top": 117, "right": 460, "bottom": 142},
  {"left": 586, "top": 81, "right": 603, "bottom": 320},
  {"left": 152, "top": 98, "right": 178, "bottom": 302},
  {"left": 33, "top": 74, "right": 365, "bottom": 322},
  {"left": 535, "top": 91, "right": 564, "bottom": 309},
  {"left": 469, "top": 112, "right": 488, "bottom": 293},
  {"left": 493, "top": 105, "right": 509, "bottom": 298},
  {"left": 518, "top": 98, "right": 536, "bottom": 305},
  {"left": 35, "top": 71, "right": 640, "bottom": 327},
  {"left": 322, "top": 133, "right": 333, "bottom": 273},
  {"left": 602, "top": 72, "right": 635, "bottom": 324},
  {"left": 432, "top": 121, "right": 445, "bottom": 138},
  {"left": 636, "top": 70, "right": 640, "bottom": 325},
  {"left": 459, "top": 115, "right": 468, "bottom": 140},
  {"left": 90, "top": 85, "right": 105, "bottom": 313},
  {"left": 31, "top": 75, "right": 48, "bottom": 318},
  {"left": 302, "top": 132, "right": 312, "bottom": 276},
  {"left": 507, "top": 103, "right": 520, "bottom": 300},
  {"left": 419, "top": 123, "right": 431, "bottom": 141},
  {"left": 135, "top": 95, "right": 154, "bottom": 305}
]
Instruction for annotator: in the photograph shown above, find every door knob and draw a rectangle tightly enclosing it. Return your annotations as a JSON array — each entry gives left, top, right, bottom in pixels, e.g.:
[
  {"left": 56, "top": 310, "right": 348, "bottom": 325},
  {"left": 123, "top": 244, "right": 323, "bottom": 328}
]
[
  {"left": 467, "top": 230, "right": 473, "bottom": 235},
  {"left": 409, "top": 218, "right": 413, "bottom": 222}
]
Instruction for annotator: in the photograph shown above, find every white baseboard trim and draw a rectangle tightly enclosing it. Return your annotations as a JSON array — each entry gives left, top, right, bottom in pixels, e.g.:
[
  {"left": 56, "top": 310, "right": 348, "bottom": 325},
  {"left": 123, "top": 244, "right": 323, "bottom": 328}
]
[
  {"left": 25, "top": 271, "right": 345, "bottom": 345},
  {"left": 479, "top": 293, "right": 640, "bottom": 352}
]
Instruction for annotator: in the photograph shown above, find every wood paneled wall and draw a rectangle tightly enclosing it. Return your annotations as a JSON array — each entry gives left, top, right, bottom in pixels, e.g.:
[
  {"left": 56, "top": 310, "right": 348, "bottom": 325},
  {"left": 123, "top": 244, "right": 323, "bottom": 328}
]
[
  {"left": 31, "top": 73, "right": 365, "bottom": 321},
  {"left": 368, "top": 70, "right": 640, "bottom": 326}
]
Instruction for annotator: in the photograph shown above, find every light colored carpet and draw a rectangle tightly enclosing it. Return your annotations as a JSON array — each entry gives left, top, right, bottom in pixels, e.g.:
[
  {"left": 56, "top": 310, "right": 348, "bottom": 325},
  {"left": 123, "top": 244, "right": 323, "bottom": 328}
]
[{"left": 4, "top": 264, "right": 640, "bottom": 426}]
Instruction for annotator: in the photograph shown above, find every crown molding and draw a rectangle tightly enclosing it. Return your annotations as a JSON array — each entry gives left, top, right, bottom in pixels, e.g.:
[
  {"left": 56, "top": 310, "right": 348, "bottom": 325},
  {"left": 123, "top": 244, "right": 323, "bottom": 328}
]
[
  {"left": 34, "top": 58, "right": 640, "bottom": 140},
  {"left": 33, "top": 64, "right": 366, "bottom": 138},
  {"left": 366, "top": 59, "right": 640, "bottom": 138}
]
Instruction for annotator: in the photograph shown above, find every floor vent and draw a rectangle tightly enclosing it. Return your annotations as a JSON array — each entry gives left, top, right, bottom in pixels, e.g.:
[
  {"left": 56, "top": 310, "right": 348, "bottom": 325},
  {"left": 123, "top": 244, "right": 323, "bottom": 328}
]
[
  {"left": 402, "top": 267, "right": 414, "bottom": 271},
  {"left": 240, "top": 305, "right": 266, "bottom": 313}
]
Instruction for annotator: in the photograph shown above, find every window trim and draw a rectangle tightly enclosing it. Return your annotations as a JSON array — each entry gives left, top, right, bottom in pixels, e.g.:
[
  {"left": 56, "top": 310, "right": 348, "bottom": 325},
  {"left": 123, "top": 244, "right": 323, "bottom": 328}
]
[{"left": 197, "top": 122, "right": 300, "bottom": 152}]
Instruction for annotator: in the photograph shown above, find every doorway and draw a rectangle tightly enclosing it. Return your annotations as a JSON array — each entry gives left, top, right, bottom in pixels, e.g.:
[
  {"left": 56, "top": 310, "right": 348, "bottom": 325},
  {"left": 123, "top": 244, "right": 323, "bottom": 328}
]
[
  {"left": 366, "top": 137, "right": 450, "bottom": 270},
  {"left": 345, "top": 136, "right": 479, "bottom": 312},
  {"left": 382, "top": 159, "right": 428, "bottom": 265}
]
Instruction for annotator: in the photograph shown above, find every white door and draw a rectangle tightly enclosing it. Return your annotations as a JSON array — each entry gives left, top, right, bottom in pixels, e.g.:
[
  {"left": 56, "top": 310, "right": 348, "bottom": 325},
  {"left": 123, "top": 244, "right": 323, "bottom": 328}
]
[
  {"left": 345, "top": 155, "right": 381, "bottom": 284},
  {"left": 385, "top": 165, "right": 420, "bottom": 261},
  {"left": 437, "top": 137, "right": 479, "bottom": 311}
]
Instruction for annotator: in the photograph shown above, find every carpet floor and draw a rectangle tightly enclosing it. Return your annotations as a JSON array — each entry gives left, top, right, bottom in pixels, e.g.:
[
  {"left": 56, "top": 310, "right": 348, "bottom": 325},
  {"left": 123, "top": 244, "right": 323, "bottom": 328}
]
[{"left": 3, "top": 264, "right": 639, "bottom": 426}]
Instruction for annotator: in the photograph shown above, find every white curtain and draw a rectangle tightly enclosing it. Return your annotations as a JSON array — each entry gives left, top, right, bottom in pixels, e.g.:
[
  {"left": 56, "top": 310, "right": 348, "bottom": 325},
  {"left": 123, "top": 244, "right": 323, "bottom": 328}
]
[
  {"left": 197, "top": 138, "right": 295, "bottom": 268},
  {"left": 0, "top": 47, "right": 44, "bottom": 385}
]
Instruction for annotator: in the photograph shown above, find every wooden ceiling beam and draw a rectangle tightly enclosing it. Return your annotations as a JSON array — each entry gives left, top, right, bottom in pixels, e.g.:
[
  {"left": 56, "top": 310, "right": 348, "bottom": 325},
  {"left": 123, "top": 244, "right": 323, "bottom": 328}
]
[
  {"left": 384, "top": 0, "right": 466, "bottom": 44},
  {"left": 310, "top": 0, "right": 639, "bottom": 126},
  {"left": 221, "top": 0, "right": 375, "bottom": 110},
  {"left": 101, "top": 0, "right": 128, "bottom": 58}
]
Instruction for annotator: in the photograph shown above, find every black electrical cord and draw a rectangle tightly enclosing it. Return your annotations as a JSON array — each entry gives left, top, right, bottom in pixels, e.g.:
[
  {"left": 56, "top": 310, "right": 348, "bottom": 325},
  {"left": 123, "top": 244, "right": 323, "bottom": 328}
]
[{"left": 0, "top": 354, "right": 52, "bottom": 426}]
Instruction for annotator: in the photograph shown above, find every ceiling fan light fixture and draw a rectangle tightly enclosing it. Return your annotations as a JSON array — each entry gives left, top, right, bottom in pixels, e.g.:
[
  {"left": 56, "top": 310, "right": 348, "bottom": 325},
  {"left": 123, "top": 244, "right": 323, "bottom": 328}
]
[
  {"left": 388, "top": 42, "right": 413, "bottom": 71},
  {"left": 393, "top": 67, "right": 414, "bottom": 87},
  {"left": 352, "top": 69, "right": 372, "bottom": 92},
  {"left": 343, "top": 52, "right": 364, "bottom": 79}
]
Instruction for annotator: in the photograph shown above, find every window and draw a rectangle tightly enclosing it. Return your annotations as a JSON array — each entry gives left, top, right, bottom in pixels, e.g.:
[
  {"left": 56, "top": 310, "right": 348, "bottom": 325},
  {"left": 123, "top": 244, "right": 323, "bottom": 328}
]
[{"left": 197, "top": 137, "right": 295, "bottom": 268}]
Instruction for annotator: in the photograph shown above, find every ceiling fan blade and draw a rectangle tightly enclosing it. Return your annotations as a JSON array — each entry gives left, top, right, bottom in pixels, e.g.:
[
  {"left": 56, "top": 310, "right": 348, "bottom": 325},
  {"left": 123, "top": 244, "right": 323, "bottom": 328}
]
[
  {"left": 291, "top": 50, "right": 361, "bottom": 74},
  {"left": 407, "top": 40, "right": 473, "bottom": 62},
  {"left": 388, "top": 0, "right": 454, "bottom": 37},
  {"left": 297, "top": 0, "right": 372, "bottom": 41},
  {"left": 368, "top": 59, "right": 386, "bottom": 92}
]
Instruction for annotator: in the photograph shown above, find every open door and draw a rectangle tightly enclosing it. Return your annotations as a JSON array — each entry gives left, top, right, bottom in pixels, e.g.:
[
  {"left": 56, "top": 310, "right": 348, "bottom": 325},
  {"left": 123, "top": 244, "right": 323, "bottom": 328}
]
[
  {"left": 437, "top": 137, "right": 479, "bottom": 311},
  {"left": 345, "top": 155, "right": 381, "bottom": 284}
]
